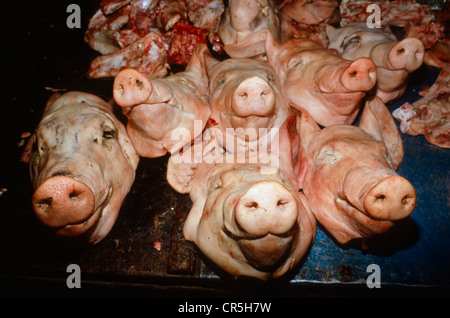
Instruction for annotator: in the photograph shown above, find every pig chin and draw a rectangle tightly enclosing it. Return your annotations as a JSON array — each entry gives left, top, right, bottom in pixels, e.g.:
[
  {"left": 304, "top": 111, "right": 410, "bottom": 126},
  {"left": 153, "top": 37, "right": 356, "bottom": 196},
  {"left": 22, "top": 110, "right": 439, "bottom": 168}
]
[
  {"left": 221, "top": 194, "right": 298, "bottom": 272},
  {"left": 238, "top": 234, "right": 296, "bottom": 272}
]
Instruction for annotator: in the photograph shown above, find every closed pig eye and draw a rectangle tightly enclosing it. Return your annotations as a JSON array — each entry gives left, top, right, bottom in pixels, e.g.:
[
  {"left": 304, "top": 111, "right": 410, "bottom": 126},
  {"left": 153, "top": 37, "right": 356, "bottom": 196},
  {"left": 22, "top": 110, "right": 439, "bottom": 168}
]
[
  {"left": 101, "top": 125, "right": 117, "bottom": 150},
  {"left": 315, "top": 147, "right": 342, "bottom": 165}
]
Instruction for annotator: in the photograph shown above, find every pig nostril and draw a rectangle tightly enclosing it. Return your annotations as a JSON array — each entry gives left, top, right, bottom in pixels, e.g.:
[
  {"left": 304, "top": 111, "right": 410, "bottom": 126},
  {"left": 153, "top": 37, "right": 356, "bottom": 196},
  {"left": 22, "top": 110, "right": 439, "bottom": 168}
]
[
  {"left": 277, "top": 200, "right": 287, "bottom": 207},
  {"left": 37, "top": 197, "right": 52, "bottom": 207},
  {"left": 245, "top": 201, "right": 258, "bottom": 209},
  {"left": 69, "top": 190, "right": 80, "bottom": 199},
  {"left": 240, "top": 92, "right": 248, "bottom": 99},
  {"left": 397, "top": 48, "right": 405, "bottom": 55},
  {"left": 402, "top": 195, "right": 410, "bottom": 205},
  {"left": 376, "top": 194, "right": 386, "bottom": 201},
  {"left": 349, "top": 71, "right": 357, "bottom": 78},
  {"left": 135, "top": 79, "right": 144, "bottom": 91}
]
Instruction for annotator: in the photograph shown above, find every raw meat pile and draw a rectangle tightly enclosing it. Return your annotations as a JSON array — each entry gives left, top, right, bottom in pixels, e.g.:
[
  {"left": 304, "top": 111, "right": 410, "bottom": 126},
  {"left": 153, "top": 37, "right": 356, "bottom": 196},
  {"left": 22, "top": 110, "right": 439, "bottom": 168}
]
[{"left": 23, "top": 0, "right": 448, "bottom": 280}]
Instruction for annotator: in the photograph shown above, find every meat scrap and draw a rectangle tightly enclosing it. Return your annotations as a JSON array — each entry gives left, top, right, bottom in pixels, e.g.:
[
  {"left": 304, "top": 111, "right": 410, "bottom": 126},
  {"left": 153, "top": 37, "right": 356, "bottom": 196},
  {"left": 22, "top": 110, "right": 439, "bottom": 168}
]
[
  {"left": 85, "top": 0, "right": 224, "bottom": 79},
  {"left": 339, "top": 0, "right": 435, "bottom": 27},
  {"left": 393, "top": 64, "right": 450, "bottom": 148}
]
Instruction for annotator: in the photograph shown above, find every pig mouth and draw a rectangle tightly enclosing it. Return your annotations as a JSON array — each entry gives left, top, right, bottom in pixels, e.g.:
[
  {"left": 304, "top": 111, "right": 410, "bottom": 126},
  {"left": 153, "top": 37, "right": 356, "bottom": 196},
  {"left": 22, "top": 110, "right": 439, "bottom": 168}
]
[
  {"left": 335, "top": 195, "right": 393, "bottom": 234},
  {"left": 222, "top": 222, "right": 297, "bottom": 241}
]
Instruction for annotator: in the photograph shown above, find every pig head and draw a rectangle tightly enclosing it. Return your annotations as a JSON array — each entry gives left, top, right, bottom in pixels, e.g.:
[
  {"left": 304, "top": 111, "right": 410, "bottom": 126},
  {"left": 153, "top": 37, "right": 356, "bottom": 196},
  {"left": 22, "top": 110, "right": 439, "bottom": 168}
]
[
  {"left": 23, "top": 91, "right": 139, "bottom": 244},
  {"left": 297, "top": 97, "right": 416, "bottom": 247},
  {"left": 217, "top": 0, "right": 284, "bottom": 58},
  {"left": 324, "top": 23, "right": 424, "bottom": 103},
  {"left": 242, "top": 29, "right": 377, "bottom": 127},
  {"left": 205, "top": 54, "right": 292, "bottom": 157},
  {"left": 166, "top": 115, "right": 315, "bottom": 280},
  {"left": 278, "top": 0, "right": 341, "bottom": 25},
  {"left": 113, "top": 43, "right": 211, "bottom": 158}
]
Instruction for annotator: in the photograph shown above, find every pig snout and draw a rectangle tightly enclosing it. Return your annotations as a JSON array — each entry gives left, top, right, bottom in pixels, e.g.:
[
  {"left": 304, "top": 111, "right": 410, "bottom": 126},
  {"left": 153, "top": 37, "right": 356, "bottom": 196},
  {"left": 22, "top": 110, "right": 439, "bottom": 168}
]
[
  {"left": 234, "top": 181, "right": 297, "bottom": 237},
  {"left": 340, "top": 58, "right": 377, "bottom": 92},
  {"left": 113, "top": 68, "right": 152, "bottom": 107},
  {"left": 388, "top": 38, "right": 424, "bottom": 73},
  {"left": 32, "top": 176, "right": 95, "bottom": 232},
  {"left": 232, "top": 76, "right": 275, "bottom": 118},
  {"left": 364, "top": 176, "right": 416, "bottom": 221}
]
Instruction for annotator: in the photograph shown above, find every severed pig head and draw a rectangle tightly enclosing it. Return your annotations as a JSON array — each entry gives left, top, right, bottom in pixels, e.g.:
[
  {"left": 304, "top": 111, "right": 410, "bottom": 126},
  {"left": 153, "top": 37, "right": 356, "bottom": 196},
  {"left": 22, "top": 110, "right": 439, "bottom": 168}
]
[
  {"left": 297, "top": 97, "right": 416, "bottom": 247},
  {"left": 323, "top": 23, "right": 425, "bottom": 103},
  {"left": 204, "top": 54, "right": 292, "bottom": 158},
  {"left": 247, "top": 29, "right": 377, "bottom": 126},
  {"left": 278, "top": 0, "right": 341, "bottom": 25},
  {"left": 22, "top": 91, "right": 139, "bottom": 245},
  {"left": 218, "top": 0, "right": 284, "bottom": 58},
  {"left": 113, "top": 44, "right": 211, "bottom": 158},
  {"left": 166, "top": 116, "right": 316, "bottom": 280}
]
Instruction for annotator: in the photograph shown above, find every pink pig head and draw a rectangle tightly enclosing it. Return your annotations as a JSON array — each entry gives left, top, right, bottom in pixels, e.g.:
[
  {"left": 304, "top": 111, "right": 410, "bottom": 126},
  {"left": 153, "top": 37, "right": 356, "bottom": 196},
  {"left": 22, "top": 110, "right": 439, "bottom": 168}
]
[
  {"left": 251, "top": 29, "right": 377, "bottom": 127},
  {"left": 297, "top": 97, "right": 416, "bottom": 247},
  {"left": 113, "top": 44, "right": 211, "bottom": 158},
  {"left": 166, "top": 116, "right": 316, "bottom": 280},
  {"left": 324, "top": 23, "right": 424, "bottom": 103}
]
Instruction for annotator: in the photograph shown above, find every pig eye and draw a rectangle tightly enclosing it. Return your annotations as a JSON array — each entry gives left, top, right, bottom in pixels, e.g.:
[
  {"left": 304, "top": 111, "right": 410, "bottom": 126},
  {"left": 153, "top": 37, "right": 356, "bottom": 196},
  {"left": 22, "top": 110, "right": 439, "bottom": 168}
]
[
  {"left": 101, "top": 126, "right": 116, "bottom": 150},
  {"left": 212, "top": 179, "right": 222, "bottom": 190},
  {"left": 343, "top": 35, "right": 361, "bottom": 50},
  {"left": 315, "top": 147, "right": 341, "bottom": 165},
  {"left": 102, "top": 127, "right": 116, "bottom": 140},
  {"left": 288, "top": 56, "right": 303, "bottom": 69}
]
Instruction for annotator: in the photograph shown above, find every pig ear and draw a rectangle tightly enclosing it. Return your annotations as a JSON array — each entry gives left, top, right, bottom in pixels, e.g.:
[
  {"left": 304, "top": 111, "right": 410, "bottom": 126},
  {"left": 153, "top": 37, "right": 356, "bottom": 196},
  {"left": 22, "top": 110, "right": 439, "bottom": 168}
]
[
  {"left": 204, "top": 50, "right": 221, "bottom": 79},
  {"left": 117, "top": 123, "right": 140, "bottom": 171},
  {"left": 263, "top": 29, "right": 281, "bottom": 63},
  {"left": 320, "top": 23, "right": 336, "bottom": 46},
  {"left": 359, "top": 96, "right": 404, "bottom": 169},
  {"left": 296, "top": 111, "right": 320, "bottom": 188},
  {"left": 222, "top": 29, "right": 271, "bottom": 59},
  {"left": 185, "top": 43, "right": 210, "bottom": 90},
  {"left": 299, "top": 111, "right": 321, "bottom": 151},
  {"left": 166, "top": 148, "right": 199, "bottom": 194}
]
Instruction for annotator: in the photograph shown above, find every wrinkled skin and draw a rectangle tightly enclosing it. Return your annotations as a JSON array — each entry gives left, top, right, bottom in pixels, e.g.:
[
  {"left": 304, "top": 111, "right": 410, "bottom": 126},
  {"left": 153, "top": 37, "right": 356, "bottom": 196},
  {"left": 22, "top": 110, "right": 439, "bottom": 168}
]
[
  {"left": 205, "top": 55, "right": 292, "bottom": 157},
  {"left": 241, "top": 30, "right": 377, "bottom": 126},
  {"left": 297, "top": 97, "right": 416, "bottom": 247},
  {"left": 166, "top": 116, "right": 316, "bottom": 280},
  {"left": 324, "top": 23, "right": 425, "bottom": 103},
  {"left": 113, "top": 44, "right": 211, "bottom": 158},
  {"left": 22, "top": 92, "right": 139, "bottom": 244},
  {"left": 278, "top": 0, "right": 340, "bottom": 25},
  {"left": 218, "top": 0, "right": 283, "bottom": 58}
]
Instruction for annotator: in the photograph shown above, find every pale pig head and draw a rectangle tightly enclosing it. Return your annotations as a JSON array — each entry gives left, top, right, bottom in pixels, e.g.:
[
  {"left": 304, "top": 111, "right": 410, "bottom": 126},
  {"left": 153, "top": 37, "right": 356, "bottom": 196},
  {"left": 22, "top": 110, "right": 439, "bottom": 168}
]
[
  {"left": 218, "top": 0, "right": 282, "bottom": 59},
  {"left": 324, "top": 23, "right": 424, "bottom": 103},
  {"left": 113, "top": 44, "right": 211, "bottom": 158},
  {"left": 166, "top": 116, "right": 315, "bottom": 280},
  {"left": 297, "top": 97, "right": 416, "bottom": 247},
  {"left": 23, "top": 92, "right": 139, "bottom": 245},
  {"left": 279, "top": 0, "right": 340, "bottom": 25},
  {"left": 173, "top": 162, "right": 316, "bottom": 280},
  {"left": 205, "top": 54, "right": 291, "bottom": 154}
]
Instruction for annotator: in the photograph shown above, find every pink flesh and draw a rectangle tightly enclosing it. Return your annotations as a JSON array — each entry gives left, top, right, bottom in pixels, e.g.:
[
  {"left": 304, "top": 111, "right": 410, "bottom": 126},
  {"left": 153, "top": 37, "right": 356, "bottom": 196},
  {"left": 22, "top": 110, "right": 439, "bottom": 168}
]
[
  {"left": 113, "top": 68, "right": 153, "bottom": 107},
  {"left": 364, "top": 175, "right": 416, "bottom": 220},
  {"left": 234, "top": 181, "right": 298, "bottom": 237},
  {"left": 32, "top": 176, "right": 95, "bottom": 229},
  {"left": 388, "top": 38, "right": 425, "bottom": 72},
  {"left": 340, "top": 58, "right": 377, "bottom": 92},
  {"left": 231, "top": 76, "right": 275, "bottom": 117}
]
